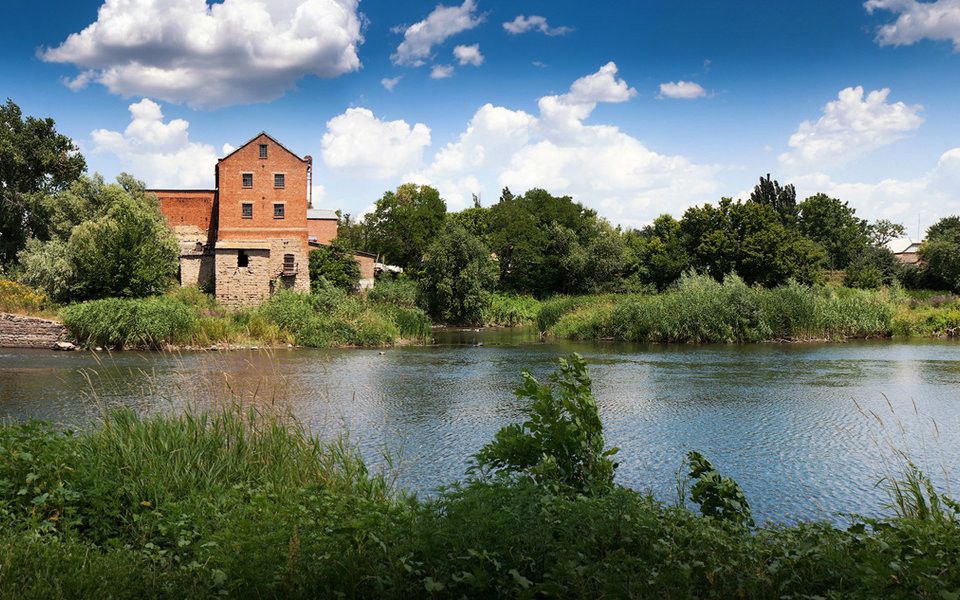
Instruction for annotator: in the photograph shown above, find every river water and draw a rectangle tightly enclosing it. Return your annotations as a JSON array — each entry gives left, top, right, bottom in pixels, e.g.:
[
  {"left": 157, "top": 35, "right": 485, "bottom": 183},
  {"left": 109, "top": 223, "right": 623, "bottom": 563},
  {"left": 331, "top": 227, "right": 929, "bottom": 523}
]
[{"left": 2, "top": 329, "right": 959, "bottom": 525}]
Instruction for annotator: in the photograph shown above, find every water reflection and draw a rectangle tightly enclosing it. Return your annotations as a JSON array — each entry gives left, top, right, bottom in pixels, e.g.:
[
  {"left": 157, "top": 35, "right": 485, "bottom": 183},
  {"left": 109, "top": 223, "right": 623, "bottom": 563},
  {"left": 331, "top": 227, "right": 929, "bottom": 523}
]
[{"left": 2, "top": 332, "right": 959, "bottom": 524}]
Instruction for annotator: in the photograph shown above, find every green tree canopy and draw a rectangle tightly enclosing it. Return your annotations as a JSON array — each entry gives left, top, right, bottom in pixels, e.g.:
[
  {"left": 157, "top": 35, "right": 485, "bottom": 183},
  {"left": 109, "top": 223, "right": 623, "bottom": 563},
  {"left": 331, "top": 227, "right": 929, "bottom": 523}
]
[
  {"left": 748, "top": 173, "right": 797, "bottom": 223},
  {"left": 624, "top": 214, "right": 691, "bottom": 290},
  {"left": 309, "top": 242, "right": 361, "bottom": 294},
  {"left": 0, "top": 99, "right": 86, "bottom": 266},
  {"left": 487, "top": 187, "right": 605, "bottom": 296},
  {"left": 919, "top": 216, "right": 960, "bottom": 292},
  {"left": 796, "top": 193, "right": 869, "bottom": 270},
  {"left": 364, "top": 184, "right": 446, "bottom": 271},
  {"left": 419, "top": 221, "right": 498, "bottom": 325},
  {"left": 681, "top": 198, "right": 825, "bottom": 287},
  {"left": 17, "top": 174, "right": 178, "bottom": 301}
]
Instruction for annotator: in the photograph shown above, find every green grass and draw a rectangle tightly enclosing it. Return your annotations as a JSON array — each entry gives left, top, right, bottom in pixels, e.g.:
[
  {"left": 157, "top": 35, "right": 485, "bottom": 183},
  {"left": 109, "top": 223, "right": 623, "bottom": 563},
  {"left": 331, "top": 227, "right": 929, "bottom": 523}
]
[
  {"left": 538, "top": 274, "right": 946, "bottom": 343},
  {"left": 1, "top": 405, "right": 958, "bottom": 598},
  {"left": 483, "top": 293, "right": 541, "bottom": 327},
  {"left": 58, "top": 286, "right": 433, "bottom": 350}
]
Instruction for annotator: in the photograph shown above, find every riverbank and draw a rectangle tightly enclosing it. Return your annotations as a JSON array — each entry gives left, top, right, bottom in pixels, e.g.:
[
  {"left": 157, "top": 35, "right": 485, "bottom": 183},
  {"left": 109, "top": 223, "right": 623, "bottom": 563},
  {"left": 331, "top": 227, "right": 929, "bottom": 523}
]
[
  {"left": 538, "top": 274, "right": 960, "bottom": 343},
  {"left": 52, "top": 286, "right": 432, "bottom": 350},
  {"left": 1, "top": 356, "right": 957, "bottom": 598}
]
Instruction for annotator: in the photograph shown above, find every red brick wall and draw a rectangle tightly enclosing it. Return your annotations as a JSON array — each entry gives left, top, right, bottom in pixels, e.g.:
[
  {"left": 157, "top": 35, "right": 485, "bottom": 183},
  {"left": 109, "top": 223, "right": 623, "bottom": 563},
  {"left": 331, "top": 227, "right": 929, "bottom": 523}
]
[
  {"left": 307, "top": 218, "right": 338, "bottom": 245},
  {"left": 216, "top": 134, "right": 309, "bottom": 252},
  {"left": 354, "top": 254, "right": 376, "bottom": 281},
  {"left": 155, "top": 190, "right": 217, "bottom": 241}
]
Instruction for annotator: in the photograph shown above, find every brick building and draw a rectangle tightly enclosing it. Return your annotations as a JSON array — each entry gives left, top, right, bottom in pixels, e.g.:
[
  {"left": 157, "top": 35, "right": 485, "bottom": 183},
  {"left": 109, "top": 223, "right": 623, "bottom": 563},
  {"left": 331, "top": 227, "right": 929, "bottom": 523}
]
[{"left": 153, "top": 132, "right": 353, "bottom": 306}]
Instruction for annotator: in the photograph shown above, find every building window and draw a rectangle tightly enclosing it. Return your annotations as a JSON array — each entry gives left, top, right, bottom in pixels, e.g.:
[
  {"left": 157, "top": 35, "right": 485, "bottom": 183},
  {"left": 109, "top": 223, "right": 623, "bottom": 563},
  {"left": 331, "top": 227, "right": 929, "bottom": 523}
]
[
  {"left": 241, "top": 203, "right": 253, "bottom": 219},
  {"left": 273, "top": 203, "right": 285, "bottom": 219},
  {"left": 283, "top": 254, "right": 296, "bottom": 275},
  {"left": 242, "top": 173, "right": 253, "bottom": 188},
  {"left": 274, "top": 173, "right": 285, "bottom": 189},
  {"left": 238, "top": 250, "right": 250, "bottom": 268},
  {"left": 259, "top": 144, "right": 268, "bottom": 159}
]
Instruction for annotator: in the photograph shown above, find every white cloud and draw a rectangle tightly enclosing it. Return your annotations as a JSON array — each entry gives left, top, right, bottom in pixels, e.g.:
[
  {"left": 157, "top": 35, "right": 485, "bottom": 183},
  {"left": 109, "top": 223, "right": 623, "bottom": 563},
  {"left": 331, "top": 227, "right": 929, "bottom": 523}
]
[
  {"left": 502, "top": 15, "right": 572, "bottom": 36},
  {"left": 792, "top": 147, "right": 960, "bottom": 225},
  {"left": 90, "top": 99, "right": 218, "bottom": 188},
  {"left": 865, "top": 0, "right": 960, "bottom": 49},
  {"left": 321, "top": 107, "right": 431, "bottom": 178},
  {"left": 779, "top": 86, "right": 923, "bottom": 170},
  {"left": 405, "top": 63, "right": 718, "bottom": 221},
  {"left": 430, "top": 64, "right": 455, "bottom": 79},
  {"left": 381, "top": 76, "right": 403, "bottom": 91},
  {"left": 391, "top": 0, "right": 482, "bottom": 67},
  {"left": 658, "top": 81, "right": 707, "bottom": 99},
  {"left": 41, "top": 0, "right": 364, "bottom": 109},
  {"left": 453, "top": 43, "right": 484, "bottom": 66}
]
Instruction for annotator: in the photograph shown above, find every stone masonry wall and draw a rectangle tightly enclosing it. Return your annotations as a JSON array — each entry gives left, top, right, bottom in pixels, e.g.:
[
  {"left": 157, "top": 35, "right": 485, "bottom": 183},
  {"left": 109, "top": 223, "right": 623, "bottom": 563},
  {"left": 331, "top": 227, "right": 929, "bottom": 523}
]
[
  {"left": 213, "top": 239, "right": 309, "bottom": 306},
  {"left": 0, "top": 313, "right": 68, "bottom": 348}
]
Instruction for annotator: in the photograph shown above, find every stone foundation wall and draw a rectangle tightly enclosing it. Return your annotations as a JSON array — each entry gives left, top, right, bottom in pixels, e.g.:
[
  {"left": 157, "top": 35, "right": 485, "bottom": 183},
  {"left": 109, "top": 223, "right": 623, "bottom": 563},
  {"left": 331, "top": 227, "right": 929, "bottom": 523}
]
[
  {"left": 179, "top": 253, "right": 215, "bottom": 289},
  {"left": 0, "top": 313, "right": 69, "bottom": 348},
  {"left": 213, "top": 238, "right": 309, "bottom": 306}
]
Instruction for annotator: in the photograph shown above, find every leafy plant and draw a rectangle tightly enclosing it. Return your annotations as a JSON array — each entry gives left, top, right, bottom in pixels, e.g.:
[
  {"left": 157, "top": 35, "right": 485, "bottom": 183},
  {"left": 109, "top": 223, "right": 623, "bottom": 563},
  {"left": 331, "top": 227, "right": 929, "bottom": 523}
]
[
  {"left": 685, "top": 451, "right": 753, "bottom": 527},
  {"left": 472, "top": 353, "right": 618, "bottom": 494}
]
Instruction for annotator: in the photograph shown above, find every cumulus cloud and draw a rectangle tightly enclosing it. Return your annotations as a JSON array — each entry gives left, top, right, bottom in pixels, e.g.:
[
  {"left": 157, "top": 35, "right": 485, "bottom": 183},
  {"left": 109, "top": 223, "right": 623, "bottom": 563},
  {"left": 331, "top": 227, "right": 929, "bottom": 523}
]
[
  {"left": 391, "top": 0, "right": 483, "bottom": 67},
  {"left": 321, "top": 107, "right": 431, "bottom": 178},
  {"left": 865, "top": 0, "right": 960, "bottom": 49},
  {"left": 658, "top": 81, "right": 707, "bottom": 99},
  {"left": 90, "top": 99, "right": 218, "bottom": 188},
  {"left": 404, "top": 63, "right": 718, "bottom": 222},
  {"left": 792, "top": 147, "right": 960, "bottom": 225},
  {"left": 40, "top": 0, "right": 364, "bottom": 109},
  {"left": 430, "top": 64, "right": 455, "bottom": 79},
  {"left": 779, "top": 86, "right": 923, "bottom": 170},
  {"left": 381, "top": 76, "right": 403, "bottom": 91},
  {"left": 502, "top": 15, "right": 572, "bottom": 36},
  {"left": 453, "top": 44, "right": 484, "bottom": 66}
]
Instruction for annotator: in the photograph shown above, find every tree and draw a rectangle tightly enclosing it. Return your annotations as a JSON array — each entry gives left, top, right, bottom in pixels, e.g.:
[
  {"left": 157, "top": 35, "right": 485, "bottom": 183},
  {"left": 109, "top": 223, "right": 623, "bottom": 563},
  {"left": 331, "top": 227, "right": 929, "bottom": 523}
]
[
  {"left": 796, "top": 194, "right": 869, "bottom": 270},
  {"left": 625, "top": 214, "right": 690, "bottom": 290},
  {"left": 487, "top": 187, "right": 604, "bottom": 296},
  {"left": 868, "top": 219, "right": 906, "bottom": 247},
  {"left": 17, "top": 174, "right": 178, "bottom": 301},
  {"left": 419, "top": 221, "right": 498, "bottom": 325},
  {"left": 309, "top": 242, "right": 361, "bottom": 293},
  {"left": 449, "top": 206, "right": 490, "bottom": 241},
  {"left": 844, "top": 245, "right": 901, "bottom": 289},
  {"left": 0, "top": 99, "right": 86, "bottom": 266},
  {"left": 919, "top": 216, "right": 960, "bottom": 292},
  {"left": 364, "top": 183, "right": 446, "bottom": 271},
  {"left": 749, "top": 173, "right": 797, "bottom": 223},
  {"left": 681, "top": 198, "right": 825, "bottom": 287}
]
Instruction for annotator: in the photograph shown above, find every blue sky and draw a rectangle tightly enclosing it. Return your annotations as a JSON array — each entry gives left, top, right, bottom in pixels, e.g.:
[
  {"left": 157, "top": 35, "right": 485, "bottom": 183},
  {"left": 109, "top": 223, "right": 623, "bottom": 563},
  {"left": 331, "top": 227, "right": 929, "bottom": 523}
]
[{"left": 2, "top": 0, "right": 959, "bottom": 231}]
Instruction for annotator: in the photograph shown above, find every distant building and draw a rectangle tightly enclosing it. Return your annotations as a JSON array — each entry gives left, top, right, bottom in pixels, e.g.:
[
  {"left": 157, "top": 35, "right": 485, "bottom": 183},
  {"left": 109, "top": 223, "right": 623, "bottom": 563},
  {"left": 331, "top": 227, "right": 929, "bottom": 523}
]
[
  {"left": 885, "top": 237, "right": 923, "bottom": 265},
  {"left": 152, "top": 132, "right": 371, "bottom": 306}
]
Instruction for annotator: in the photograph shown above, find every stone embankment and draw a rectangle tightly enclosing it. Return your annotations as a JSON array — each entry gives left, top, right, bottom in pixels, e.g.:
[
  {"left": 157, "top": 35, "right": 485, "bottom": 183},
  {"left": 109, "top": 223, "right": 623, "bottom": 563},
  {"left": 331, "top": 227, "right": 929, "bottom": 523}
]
[{"left": 0, "top": 313, "right": 71, "bottom": 349}]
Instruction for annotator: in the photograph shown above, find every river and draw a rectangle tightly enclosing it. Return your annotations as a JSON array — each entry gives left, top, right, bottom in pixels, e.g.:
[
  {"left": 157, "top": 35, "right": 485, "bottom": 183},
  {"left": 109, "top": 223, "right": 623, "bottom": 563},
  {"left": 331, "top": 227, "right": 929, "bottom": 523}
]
[{"left": 2, "top": 329, "right": 959, "bottom": 525}]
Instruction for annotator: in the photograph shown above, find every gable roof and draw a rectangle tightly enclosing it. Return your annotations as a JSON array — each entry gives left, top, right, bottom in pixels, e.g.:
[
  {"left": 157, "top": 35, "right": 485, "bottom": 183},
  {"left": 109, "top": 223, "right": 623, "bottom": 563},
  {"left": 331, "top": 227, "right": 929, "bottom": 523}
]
[
  {"left": 885, "top": 237, "right": 923, "bottom": 254},
  {"left": 218, "top": 131, "right": 307, "bottom": 164}
]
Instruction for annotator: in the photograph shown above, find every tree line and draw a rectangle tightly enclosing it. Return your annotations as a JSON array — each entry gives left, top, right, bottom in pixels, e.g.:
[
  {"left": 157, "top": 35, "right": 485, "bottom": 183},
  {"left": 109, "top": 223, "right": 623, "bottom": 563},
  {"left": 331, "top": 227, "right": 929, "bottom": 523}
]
[
  {"left": 330, "top": 176, "right": 960, "bottom": 324},
  {"left": 3, "top": 99, "right": 959, "bottom": 322}
]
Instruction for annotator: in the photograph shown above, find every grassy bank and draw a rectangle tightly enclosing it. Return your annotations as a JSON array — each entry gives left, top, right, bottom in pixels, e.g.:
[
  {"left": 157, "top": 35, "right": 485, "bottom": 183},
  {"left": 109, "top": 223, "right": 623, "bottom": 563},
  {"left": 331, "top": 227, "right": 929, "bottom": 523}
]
[
  {"left": 60, "top": 286, "right": 432, "bottom": 350},
  {"left": 539, "top": 274, "right": 960, "bottom": 343},
  {"left": 1, "top": 356, "right": 958, "bottom": 598}
]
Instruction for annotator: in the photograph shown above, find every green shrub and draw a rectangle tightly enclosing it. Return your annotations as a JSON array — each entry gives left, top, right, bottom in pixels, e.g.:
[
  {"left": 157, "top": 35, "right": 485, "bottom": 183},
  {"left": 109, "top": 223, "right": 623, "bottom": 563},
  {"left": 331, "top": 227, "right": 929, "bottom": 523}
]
[
  {"left": 309, "top": 245, "right": 360, "bottom": 293},
  {"left": 61, "top": 296, "right": 197, "bottom": 349},
  {"left": 472, "top": 353, "right": 618, "bottom": 495},
  {"left": 367, "top": 277, "right": 419, "bottom": 308},
  {"left": 484, "top": 293, "right": 540, "bottom": 327}
]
